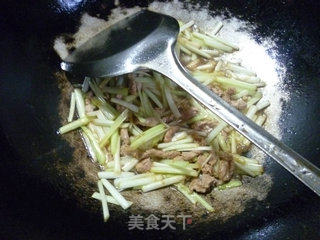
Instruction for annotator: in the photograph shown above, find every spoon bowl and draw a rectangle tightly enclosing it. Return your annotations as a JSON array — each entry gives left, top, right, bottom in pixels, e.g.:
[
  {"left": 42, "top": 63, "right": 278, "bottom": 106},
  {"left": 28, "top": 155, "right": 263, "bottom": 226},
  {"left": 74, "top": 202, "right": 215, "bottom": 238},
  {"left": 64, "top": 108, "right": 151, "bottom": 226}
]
[{"left": 61, "top": 10, "right": 179, "bottom": 77}]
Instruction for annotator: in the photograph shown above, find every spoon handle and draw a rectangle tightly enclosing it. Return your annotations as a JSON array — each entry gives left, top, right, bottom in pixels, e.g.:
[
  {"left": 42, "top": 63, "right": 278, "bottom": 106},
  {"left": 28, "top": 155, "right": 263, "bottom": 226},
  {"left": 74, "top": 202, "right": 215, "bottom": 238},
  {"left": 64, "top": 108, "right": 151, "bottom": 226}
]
[{"left": 148, "top": 47, "right": 320, "bottom": 196}]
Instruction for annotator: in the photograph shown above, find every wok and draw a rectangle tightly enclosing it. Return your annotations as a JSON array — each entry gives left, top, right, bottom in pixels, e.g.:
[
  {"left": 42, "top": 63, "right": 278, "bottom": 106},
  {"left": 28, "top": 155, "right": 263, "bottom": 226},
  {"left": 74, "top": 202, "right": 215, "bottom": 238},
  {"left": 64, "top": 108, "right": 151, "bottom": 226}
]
[{"left": 0, "top": 0, "right": 320, "bottom": 239}]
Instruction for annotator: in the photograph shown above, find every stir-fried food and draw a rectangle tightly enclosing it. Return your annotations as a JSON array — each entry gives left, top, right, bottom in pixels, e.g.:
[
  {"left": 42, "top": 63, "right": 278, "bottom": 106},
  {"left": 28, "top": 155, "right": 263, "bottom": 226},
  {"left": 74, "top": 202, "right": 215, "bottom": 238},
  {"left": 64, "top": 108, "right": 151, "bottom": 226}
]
[{"left": 58, "top": 19, "right": 268, "bottom": 221}]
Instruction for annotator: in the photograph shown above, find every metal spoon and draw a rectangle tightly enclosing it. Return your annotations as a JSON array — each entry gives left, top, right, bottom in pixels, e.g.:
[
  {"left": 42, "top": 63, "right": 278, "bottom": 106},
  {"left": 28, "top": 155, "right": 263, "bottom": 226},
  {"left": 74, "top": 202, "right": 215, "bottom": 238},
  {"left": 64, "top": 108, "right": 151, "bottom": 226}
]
[{"left": 61, "top": 10, "right": 320, "bottom": 196}]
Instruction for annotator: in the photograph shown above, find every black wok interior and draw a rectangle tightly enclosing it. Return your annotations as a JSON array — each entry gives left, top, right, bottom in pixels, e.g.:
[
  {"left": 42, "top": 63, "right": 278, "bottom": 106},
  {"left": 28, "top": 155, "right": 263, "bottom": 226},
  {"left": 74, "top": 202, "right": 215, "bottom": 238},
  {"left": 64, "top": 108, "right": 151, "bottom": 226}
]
[{"left": 0, "top": 0, "right": 319, "bottom": 239}]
